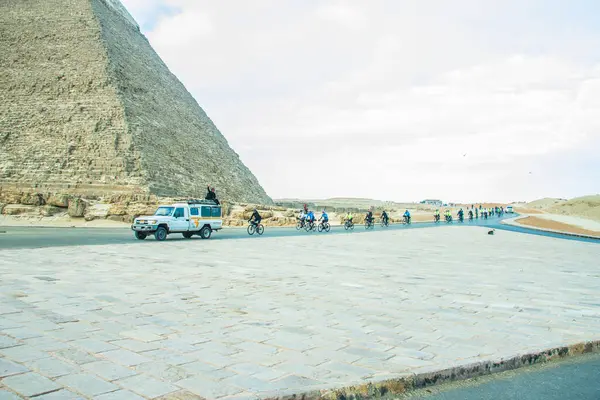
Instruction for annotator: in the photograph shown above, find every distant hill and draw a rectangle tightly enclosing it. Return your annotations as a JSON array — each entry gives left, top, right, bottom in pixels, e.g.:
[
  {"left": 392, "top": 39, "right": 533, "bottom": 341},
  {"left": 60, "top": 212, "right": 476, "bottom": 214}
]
[
  {"left": 523, "top": 195, "right": 600, "bottom": 222},
  {"left": 274, "top": 197, "right": 417, "bottom": 212},
  {"left": 526, "top": 198, "right": 568, "bottom": 209},
  {"left": 548, "top": 195, "right": 600, "bottom": 222}
]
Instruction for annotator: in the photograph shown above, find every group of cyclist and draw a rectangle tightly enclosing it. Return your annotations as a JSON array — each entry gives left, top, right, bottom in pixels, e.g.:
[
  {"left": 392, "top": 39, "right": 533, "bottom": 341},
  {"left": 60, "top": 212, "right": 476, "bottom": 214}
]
[
  {"left": 252, "top": 203, "right": 508, "bottom": 234},
  {"left": 296, "top": 206, "right": 412, "bottom": 231},
  {"left": 434, "top": 205, "right": 505, "bottom": 223},
  {"left": 297, "top": 206, "right": 330, "bottom": 231}
]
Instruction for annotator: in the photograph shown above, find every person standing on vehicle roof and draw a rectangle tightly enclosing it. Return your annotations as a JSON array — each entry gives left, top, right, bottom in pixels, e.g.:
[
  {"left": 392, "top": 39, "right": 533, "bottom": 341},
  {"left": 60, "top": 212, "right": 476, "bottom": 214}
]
[{"left": 205, "top": 186, "right": 215, "bottom": 201}]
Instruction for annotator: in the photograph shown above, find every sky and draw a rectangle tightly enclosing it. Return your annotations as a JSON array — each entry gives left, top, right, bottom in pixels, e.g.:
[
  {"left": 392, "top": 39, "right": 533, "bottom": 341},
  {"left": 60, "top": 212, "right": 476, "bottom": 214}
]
[{"left": 119, "top": 0, "right": 600, "bottom": 203}]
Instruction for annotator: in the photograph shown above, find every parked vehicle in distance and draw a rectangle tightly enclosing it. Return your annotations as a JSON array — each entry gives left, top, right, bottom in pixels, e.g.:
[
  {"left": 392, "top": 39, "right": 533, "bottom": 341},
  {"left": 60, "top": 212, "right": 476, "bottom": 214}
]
[
  {"left": 131, "top": 199, "right": 222, "bottom": 241},
  {"left": 506, "top": 206, "right": 514, "bottom": 213}
]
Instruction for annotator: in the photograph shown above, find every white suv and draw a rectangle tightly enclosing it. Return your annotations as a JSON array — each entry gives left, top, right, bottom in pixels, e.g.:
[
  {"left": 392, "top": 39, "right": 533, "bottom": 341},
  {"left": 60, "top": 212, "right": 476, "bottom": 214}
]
[{"left": 131, "top": 200, "right": 223, "bottom": 241}]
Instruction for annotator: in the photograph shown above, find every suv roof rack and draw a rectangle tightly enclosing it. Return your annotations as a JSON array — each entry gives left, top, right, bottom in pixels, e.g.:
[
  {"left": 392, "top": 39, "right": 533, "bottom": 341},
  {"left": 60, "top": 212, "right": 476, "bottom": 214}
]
[{"left": 177, "top": 199, "right": 219, "bottom": 206}]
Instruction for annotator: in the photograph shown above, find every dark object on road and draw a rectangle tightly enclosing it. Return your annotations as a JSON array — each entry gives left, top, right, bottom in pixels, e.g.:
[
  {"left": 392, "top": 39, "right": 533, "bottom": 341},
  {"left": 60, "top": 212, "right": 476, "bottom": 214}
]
[{"left": 488, "top": 229, "right": 495, "bottom": 235}]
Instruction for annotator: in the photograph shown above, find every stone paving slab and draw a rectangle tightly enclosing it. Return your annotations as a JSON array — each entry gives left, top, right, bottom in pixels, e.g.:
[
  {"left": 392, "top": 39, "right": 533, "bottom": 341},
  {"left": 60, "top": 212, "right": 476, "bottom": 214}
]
[{"left": 0, "top": 227, "right": 599, "bottom": 399}]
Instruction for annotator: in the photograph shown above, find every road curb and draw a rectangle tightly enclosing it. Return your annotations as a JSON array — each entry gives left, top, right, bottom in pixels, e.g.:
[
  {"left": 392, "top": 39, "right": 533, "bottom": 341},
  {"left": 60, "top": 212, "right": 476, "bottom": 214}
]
[
  {"left": 502, "top": 217, "right": 600, "bottom": 240},
  {"left": 262, "top": 340, "right": 600, "bottom": 400}
]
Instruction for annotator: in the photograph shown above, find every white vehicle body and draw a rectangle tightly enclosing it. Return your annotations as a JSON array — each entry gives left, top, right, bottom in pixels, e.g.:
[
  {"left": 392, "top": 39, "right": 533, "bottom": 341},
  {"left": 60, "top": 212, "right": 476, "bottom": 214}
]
[
  {"left": 506, "top": 206, "right": 514, "bottom": 213},
  {"left": 131, "top": 200, "right": 222, "bottom": 241}
]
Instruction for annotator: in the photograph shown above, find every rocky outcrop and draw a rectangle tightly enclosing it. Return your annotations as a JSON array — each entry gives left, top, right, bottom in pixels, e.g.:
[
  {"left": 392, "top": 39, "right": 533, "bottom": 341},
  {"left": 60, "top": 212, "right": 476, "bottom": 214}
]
[
  {"left": 0, "top": 0, "right": 271, "bottom": 204},
  {"left": 67, "top": 198, "right": 87, "bottom": 217}
]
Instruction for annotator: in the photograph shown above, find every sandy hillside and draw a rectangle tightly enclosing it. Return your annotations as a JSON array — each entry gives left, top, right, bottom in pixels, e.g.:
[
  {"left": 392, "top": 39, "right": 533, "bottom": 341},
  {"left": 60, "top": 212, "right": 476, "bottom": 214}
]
[
  {"left": 525, "top": 198, "right": 567, "bottom": 209},
  {"left": 546, "top": 195, "right": 600, "bottom": 222}
]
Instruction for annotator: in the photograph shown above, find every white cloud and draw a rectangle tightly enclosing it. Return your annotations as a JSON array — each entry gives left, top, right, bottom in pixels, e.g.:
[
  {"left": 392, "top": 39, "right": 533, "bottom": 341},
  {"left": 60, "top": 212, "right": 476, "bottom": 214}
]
[
  {"left": 316, "top": 3, "right": 366, "bottom": 29},
  {"left": 120, "top": 0, "right": 600, "bottom": 202}
]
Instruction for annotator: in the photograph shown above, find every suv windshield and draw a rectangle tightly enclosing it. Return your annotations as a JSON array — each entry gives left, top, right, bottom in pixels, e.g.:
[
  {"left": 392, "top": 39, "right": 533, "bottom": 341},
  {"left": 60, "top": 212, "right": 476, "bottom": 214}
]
[{"left": 154, "top": 207, "right": 174, "bottom": 216}]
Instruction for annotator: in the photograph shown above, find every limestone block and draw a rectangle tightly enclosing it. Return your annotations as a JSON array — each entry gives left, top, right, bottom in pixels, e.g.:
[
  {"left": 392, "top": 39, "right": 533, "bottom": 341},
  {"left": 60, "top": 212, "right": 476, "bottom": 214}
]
[
  {"left": 85, "top": 203, "right": 111, "bottom": 220},
  {"left": 108, "top": 204, "right": 127, "bottom": 216},
  {"left": 68, "top": 198, "right": 87, "bottom": 217},
  {"left": 41, "top": 205, "right": 65, "bottom": 217},
  {"left": 47, "top": 194, "right": 70, "bottom": 208},
  {"left": 20, "top": 193, "right": 46, "bottom": 206},
  {"left": 2, "top": 205, "right": 39, "bottom": 216}
]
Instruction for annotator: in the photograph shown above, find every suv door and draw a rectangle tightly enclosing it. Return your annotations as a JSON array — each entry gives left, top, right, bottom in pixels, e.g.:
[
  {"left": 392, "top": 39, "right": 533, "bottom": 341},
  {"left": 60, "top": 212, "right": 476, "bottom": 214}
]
[{"left": 170, "top": 207, "right": 189, "bottom": 232}]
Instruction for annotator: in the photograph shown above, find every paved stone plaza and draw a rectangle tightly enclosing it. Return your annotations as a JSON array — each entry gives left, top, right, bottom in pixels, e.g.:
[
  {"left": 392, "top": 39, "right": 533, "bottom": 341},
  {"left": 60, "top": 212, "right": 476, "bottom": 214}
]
[{"left": 1, "top": 227, "right": 599, "bottom": 399}]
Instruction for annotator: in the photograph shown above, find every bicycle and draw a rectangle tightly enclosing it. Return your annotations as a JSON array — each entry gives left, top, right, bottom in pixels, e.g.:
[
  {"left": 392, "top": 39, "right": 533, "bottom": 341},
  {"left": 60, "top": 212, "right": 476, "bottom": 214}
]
[
  {"left": 434, "top": 215, "right": 440, "bottom": 223},
  {"left": 402, "top": 215, "right": 411, "bottom": 225},
  {"left": 380, "top": 218, "right": 389, "bottom": 227},
  {"left": 247, "top": 221, "right": 264, "bottom": 236},
  {"left": 344, "top": 220, "right": 354, "bottom": 230},
  {"left": 445, "top": 215, "right": 453, "bottom": 223},
  {"left": 318, "top": 221, "right": 331, "bottom": 232},
  {"left": 304, "top": 220, "right": 317, "bottom": 232},
  {"left": 365, "top": 219, "right": 374, "bottom": 230},
  {"left": 296, "top": 218, "right": 305, "bottom": 230}
]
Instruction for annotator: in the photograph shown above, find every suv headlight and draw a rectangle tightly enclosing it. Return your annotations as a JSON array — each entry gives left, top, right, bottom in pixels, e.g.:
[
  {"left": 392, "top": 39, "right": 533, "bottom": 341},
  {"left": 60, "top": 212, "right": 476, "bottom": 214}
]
[{"left": 148, "top": 220, "right": 157, "bottom": 224}]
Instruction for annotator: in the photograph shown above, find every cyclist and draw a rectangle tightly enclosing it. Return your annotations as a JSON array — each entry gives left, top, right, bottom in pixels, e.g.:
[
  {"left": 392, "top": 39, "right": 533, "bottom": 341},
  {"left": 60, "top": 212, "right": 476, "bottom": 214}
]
[
  {"left": 319, "top": 210, "right": 329, "bottom": 226},
  {"left": 475, "top": 208, "right": 479, "bottom": 219},
  {"left": 381, "top": 210, "right": 389, "bottom": 225},
  {"left": 346, "top": 211, "right": 354, "bottom": 226},
  {"left": 306, "top": 210, "right": 315, "bottom": 226},
  {"left": 468, "top": 209, "right": 473, "bottom": 220},
  {"left": 403, "top": 209, "right": 411, "bottom": 223},
  {"left": 458, "top": 208, "right": 464, "bottom": 221},
  {"left": 445, "top": 209, "right": 452, "bottom": 222},
  {"left": 297, "top": 209, "right": 306, "bottom": 227},
  {"left": 365, "top": 210, "right": 374, "bottom": 225},
  {"left": 249, "top": 209, "right": 262, "bottom": 226},
  {"left": 434, "top": 209, "right": 440, "bottom": 222}
]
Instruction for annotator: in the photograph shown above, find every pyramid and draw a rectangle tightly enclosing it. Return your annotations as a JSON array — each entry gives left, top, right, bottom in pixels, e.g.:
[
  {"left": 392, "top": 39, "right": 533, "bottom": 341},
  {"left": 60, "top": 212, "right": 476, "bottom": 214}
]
[{"left": 0, "top": 0, "right": 272, "bottom": 204}]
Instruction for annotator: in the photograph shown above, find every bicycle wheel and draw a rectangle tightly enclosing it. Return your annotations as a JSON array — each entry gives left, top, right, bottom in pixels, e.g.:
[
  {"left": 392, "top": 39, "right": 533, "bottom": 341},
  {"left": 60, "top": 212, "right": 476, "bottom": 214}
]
[
  {"left": 257, "top": 224, "right": 264, "bottom": 235},
  {"left": 247, "top": 225, "right": 255, "bottom": 235},
  {"left": 296, "top": 221, "right": 302, "bottom": 230},
  {"left": 325, "top": 223, "right": 330, "bottom": 232},
  {"left": 318, "top": 223, "right": 323, "bottom": 232}
]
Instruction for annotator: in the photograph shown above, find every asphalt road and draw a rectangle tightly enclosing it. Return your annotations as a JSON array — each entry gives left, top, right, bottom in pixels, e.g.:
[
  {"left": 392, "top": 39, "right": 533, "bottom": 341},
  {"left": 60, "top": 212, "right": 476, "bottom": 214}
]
[
  {"left": 0, "top": 214, "right": 597, "bottom": 250},
  {"left": 407, "top": 352, "right": 600, "bottom": 400}
]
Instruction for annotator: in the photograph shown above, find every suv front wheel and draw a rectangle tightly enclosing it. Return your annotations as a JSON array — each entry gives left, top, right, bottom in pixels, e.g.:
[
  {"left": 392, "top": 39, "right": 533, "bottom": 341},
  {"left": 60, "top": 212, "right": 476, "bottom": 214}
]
[{"left": 155, "top": 226, "right": 168, "bottom": 241}]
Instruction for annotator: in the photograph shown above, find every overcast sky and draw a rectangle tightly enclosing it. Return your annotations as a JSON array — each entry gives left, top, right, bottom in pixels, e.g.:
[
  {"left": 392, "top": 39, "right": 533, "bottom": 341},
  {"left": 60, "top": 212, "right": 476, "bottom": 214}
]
[{"left": 120, "top": 0, "right": 600, "bottom": 203}]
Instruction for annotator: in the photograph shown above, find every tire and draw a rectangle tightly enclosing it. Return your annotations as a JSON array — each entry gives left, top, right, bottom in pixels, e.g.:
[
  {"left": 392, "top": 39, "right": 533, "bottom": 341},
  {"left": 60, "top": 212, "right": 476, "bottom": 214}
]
[
  {"left": 134, "top": 231, "right": 147, "bottom": 240},
  {"left": 182, "top": 232, "right": 193, "bottom": 239},
  {"left": 257, "top": 224, "right": 264, "bottom": 235},
  {"left": 344, "top": 223, "right": 349, "bottom": 231},
  {"left": 247, "top": 224, "right": 255, "bottom": 235},
  {"left": 296, "top": 221, "right": 302, "bottom": 230},
  {"left": 325, "top": 223, "right": 330, "bottom": 232},
  {"left": 154, "top": 226, "right": 168, "bottom": 241},
  {"left": 318, "top": 224, "right": 323, "bottom": 232},
  {"left": 200, "top": 226, "right": 212, "bottom": 239}
]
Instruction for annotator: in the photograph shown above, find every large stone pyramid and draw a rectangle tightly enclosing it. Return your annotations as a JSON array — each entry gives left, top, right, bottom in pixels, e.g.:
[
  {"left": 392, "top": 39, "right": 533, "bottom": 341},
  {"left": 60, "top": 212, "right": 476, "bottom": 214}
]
[{"left": 0, "top": 0, "right": 272, "bottom": 204}]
